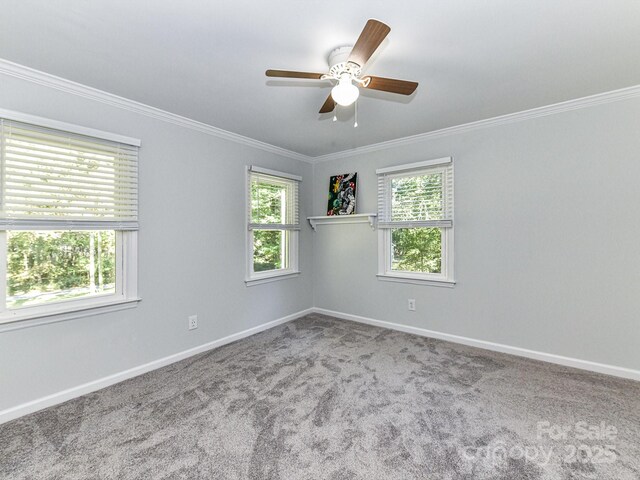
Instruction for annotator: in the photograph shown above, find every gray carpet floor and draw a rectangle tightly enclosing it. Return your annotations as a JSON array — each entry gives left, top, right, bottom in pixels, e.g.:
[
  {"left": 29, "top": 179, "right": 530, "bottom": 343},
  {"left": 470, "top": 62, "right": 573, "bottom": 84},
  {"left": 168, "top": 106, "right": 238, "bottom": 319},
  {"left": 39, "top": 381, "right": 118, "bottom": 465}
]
[{"left": 1, "top": 313, "right": 639, "bottom": 479}]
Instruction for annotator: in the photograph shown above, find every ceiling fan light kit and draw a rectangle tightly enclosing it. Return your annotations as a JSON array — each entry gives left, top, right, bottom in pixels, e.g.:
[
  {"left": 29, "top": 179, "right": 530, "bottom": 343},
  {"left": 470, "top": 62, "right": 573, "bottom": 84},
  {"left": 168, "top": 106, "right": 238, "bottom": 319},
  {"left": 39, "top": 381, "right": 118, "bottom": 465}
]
[
  {"left": 266, "top": 19, "right": 418, "bottom": 121},
  {"left": 324, "top": 49, "right": 369, "bottom": 107},
  {"left": 331, "top": 76, "right": 360, "bottom": 106}
]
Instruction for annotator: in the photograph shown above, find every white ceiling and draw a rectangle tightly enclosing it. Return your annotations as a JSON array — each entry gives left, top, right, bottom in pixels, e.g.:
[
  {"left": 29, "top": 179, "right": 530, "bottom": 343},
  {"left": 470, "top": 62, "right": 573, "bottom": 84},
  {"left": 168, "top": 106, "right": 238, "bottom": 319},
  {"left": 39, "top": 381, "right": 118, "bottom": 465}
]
[{"left": 1, "top": 1, "right": 639, "bottom": 157}]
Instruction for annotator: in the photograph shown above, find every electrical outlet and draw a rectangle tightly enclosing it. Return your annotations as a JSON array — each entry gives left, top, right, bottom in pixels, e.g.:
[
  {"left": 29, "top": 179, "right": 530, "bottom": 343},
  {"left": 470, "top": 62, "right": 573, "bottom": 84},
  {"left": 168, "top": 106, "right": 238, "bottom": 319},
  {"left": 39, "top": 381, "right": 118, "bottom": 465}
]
[
  {"left": 188, "top": 315, "right": 198, "bottom": 330},
  {"left": 408, "top": 299, "right": 416, "bottom": 311}
]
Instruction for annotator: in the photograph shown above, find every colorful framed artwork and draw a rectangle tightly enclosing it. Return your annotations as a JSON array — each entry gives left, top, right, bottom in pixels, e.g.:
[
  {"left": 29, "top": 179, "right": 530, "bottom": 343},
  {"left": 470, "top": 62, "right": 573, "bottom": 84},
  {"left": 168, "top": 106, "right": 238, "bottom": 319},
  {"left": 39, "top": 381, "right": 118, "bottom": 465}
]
[{"left": 327, "top": 173, "right": 357, "bottom": 215}]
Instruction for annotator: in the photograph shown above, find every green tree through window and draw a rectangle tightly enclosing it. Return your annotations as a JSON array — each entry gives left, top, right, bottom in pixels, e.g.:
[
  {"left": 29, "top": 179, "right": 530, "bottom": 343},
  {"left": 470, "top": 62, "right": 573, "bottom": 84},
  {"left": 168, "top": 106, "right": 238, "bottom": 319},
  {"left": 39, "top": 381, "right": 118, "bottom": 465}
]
[
  {"left": 7, "top": 231, "right": 116, "bottom": 308},
  {"left": 391, "top": 228, "right": 442, "bottom": 273},
  {"left": 378, "top": 159, "right": 454, "bottom": 282},
  {"left": 390, "top": 173, "right": 444, "bottom": 273},
  {"left": 251, "top": 181, "right": 287, "bottom": 272}
]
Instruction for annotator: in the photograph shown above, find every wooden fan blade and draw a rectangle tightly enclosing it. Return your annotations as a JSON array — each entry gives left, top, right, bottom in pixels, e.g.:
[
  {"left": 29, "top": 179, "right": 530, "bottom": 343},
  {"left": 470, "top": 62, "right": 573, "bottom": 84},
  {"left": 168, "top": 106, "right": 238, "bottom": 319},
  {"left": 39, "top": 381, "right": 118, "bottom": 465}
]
[
  {"left": 319, "top": 94, "right": 336, "bottom": 114},
  {"left": 364, "top": 76, "right": 418, "bottom": 95},
  {"left": 348, "top": 19, "right": 391, "bottom": 68},
  {"left": 266, "top": 69, "right": 324, "bottom": 79}
]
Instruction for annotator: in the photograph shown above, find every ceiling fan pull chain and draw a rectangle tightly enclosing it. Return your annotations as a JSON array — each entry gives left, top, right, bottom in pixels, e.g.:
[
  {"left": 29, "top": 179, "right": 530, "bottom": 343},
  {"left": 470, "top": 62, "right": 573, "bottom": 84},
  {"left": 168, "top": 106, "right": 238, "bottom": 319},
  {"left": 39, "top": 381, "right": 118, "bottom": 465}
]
[{"left": 354, "top": 100, "right": 358, "bottom": 128}]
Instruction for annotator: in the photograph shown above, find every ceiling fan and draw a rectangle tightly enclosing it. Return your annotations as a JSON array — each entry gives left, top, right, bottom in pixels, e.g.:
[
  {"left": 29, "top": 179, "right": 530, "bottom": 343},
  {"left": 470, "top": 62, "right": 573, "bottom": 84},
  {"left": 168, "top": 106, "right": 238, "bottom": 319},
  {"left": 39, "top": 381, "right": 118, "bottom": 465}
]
[{"left": 266, "top": 19, "right": 418, "bottom": 115}]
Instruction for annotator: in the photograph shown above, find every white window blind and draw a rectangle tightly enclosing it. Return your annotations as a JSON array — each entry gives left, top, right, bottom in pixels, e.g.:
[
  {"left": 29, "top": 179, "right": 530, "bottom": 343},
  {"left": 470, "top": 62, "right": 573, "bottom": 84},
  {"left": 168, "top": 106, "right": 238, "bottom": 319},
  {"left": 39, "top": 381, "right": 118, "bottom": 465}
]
[
  {"left": 0, "top": 119, "right": 139, "bottom": 230},
  {"left": 247, "top": 166, "right": 300, "bottom": 230},
  {"left": 377, "top": 158, "right": 453, "bottom": 229}
]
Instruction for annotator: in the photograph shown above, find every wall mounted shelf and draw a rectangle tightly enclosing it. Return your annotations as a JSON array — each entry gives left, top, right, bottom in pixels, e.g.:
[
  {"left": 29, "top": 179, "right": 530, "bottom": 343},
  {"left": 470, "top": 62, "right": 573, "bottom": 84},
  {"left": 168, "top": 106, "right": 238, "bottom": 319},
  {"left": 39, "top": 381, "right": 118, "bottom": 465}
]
[{"left": 307, "top": 213, "right": 377, "bottom": 231}]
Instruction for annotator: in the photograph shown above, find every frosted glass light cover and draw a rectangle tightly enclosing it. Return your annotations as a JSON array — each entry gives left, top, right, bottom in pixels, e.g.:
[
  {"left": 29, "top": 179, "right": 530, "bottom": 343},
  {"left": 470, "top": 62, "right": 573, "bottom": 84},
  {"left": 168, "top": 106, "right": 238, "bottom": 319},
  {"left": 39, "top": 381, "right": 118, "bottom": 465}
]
[{"left": 331, "top": 79, "right": 359, "bottom": 106}]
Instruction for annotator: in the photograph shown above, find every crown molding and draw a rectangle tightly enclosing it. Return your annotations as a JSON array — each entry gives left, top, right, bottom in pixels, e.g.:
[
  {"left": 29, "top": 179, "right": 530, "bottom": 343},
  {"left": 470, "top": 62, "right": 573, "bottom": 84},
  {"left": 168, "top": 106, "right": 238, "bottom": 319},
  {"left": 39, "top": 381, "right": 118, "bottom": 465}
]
[
  {"left": 0, "top": 59, "right": 312, "bottom": 163},
  {"left": 2, "top": 58, "right": 638, "bottom": 165},
  {"left": 312, "top": 84, "right": 640, "bottom": 163}
]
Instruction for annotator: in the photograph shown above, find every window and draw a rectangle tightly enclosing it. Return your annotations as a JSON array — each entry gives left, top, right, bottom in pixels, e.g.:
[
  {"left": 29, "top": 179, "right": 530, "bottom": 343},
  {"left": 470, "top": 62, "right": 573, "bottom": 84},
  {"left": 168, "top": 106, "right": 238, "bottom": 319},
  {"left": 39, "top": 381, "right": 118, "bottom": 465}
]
[
  {"left": 377, "top": 157, "right": 454, "bottom": 286},
  {"left": 246, "top": 166, "right": 300, "bottom": 285},
  {"left": 0, "top": 115, "right": 140, "bottom": 323}
]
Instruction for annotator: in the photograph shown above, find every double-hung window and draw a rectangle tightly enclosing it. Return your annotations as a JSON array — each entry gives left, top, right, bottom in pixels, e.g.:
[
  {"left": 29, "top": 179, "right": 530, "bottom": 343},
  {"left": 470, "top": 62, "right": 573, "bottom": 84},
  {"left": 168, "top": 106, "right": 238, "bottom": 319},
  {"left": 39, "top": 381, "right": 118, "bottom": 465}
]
[
  {"left": 377, "top": 157, "right": 454, "bottom": 286},
  {"left": 246, "top": 166, "right": 300, "bottom": 285},
  {"left": 0, "top": 114, "right": 140, "bottom": 323}
]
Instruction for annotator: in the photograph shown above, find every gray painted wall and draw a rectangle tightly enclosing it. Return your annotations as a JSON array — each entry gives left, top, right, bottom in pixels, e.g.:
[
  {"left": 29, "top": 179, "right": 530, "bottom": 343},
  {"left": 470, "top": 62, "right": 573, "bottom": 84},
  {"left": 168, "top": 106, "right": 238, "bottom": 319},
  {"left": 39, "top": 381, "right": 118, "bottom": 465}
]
[
  {"left": 0, "top": 74, "right": 314, "bottom": 411},
  {"left": 312, "top": 98, "right": 640, "bottom": 371},
  {"left": 1, "top": 72, "right": 638, "bottom": 414}
]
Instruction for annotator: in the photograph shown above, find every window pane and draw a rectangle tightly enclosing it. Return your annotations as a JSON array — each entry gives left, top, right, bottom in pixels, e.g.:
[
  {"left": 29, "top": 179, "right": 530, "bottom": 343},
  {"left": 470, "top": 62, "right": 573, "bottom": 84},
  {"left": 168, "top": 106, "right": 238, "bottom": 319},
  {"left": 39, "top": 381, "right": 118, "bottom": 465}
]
[
  {"left": 253, "top": 230, "right": 288, "bottom": 272},
  {"left": 251, "top": 181, "right": 286, "bottom": 224},
  {"left": 391, "top": 228, "right": 442, "bottom": 274},
  {"left": 391, "top": 172, "right": 443, "bottom": 221},
  {"left": 6, "top": 231, "right": 116, "bottom": 309}
]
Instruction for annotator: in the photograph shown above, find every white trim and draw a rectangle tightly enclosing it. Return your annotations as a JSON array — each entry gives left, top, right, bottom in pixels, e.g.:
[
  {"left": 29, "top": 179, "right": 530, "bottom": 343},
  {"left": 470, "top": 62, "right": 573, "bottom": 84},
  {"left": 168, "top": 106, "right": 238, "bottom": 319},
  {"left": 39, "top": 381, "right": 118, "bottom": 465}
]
[
  {"left": 3, "top": 305, "right": 637, "bottom": 424},
  {"left": 312, "top": 85, "right": 640, "bottom": 163},
  {"left": 246, "top": 167, "right": 300, "bottom": 284},
  {"left": 379, "top": 226, "right": 454, "bottom": 284},
  {"left": 377, "top": 220, "right": 452, "bottom": 229},
  {"left": 249, "top": 165, "right": 302, "bottom": 182},
  {"left": 377, "top": 160, "right": 454, "bottom": 284},
  {"left": 307, "top": 213, "right": 377, "bottom": 231},
  {"left": 312, "top": 308, "right": 640, "bottom": 382},
  {"left": 0, "top": 231, "right": 139, "bottom": 326},
  {"left": 0, "top": 59, "right": 310, "bottom": 163},
  {"left": 3, "top": 59, "right": 639, "bottom": 164},
  {"left": 0, "top": 219, "right": 139, "bottom": 231},
  {"left": 0, "top": 298, "right": 141, "bottom": 333},
  {"left": 122, "top": 230, "right": 138, "bottom": 300},
  {"left": 0, "top": 233, "right": 6, "bottom": 314},
  {"left": 376, "top": 274, "right": 456, "bottom": 287},
  {"left": 248, "top": 224, "right": 300, "bottom": 231},
  {"left": 0, "top": 108, "right": 141, "bottom": 146},
  {"left": 376, "top": 157, "right": 451, "bottom": 175},
  {"left": 245, "top": 271, "right": 301, "bottom": 286},
  {"left": 0, "top": 307, "right": 314, "bottom": 424}
]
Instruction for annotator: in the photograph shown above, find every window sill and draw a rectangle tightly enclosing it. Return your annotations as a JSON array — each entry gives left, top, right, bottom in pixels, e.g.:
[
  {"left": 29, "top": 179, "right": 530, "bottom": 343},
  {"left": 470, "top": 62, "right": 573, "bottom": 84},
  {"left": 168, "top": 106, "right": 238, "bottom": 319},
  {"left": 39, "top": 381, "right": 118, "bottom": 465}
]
[
  {"left": 245, "top": 271, "right": 301, "bottom": 286},
  {"left": 376, "top": 274, "right": 456, "bottom": 288},
  {"left": 0, "top": 297, "right": 142, "bottom": 332}
]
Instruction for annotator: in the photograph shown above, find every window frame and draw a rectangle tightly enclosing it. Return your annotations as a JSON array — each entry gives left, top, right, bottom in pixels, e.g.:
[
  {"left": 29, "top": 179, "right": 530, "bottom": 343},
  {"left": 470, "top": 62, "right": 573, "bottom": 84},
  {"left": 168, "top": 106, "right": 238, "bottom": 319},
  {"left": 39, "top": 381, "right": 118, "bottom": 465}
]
[
  {"left": 0, "top": 230, "right": 138, "bottom": 324},
  {"left": 376, "top": 157, "right": 455, "bottom": 287},
  {"left": 0, "top": 110, "right": 140, "bottom": 326},
  {"left": 245, "top": 166, "right": 301, "bottom": 286}
]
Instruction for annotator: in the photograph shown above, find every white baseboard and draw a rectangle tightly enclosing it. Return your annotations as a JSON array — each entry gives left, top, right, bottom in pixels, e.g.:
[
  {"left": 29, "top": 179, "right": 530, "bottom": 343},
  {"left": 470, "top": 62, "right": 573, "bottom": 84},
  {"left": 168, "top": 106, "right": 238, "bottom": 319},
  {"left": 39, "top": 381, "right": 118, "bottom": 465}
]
[
  {"left": 0, "top": 308, "right": 313, "bottom": 425},
  {"left": 4, "top": 306, "right": 637, "bottom": 425},
  {"left": 312, "top": 307, "right": 640, "bottom": 382}
]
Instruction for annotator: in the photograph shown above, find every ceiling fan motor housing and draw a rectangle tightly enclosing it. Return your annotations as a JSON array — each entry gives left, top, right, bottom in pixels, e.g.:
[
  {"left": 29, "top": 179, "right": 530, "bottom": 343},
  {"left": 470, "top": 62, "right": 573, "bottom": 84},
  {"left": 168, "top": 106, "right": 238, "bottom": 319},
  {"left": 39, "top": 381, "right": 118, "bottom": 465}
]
[
  {"left": 327, "top": 46, "right": 353, "bottom": 68},
  {"left": 327, "top": 46, "right": 361, "bottom": 80}
]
